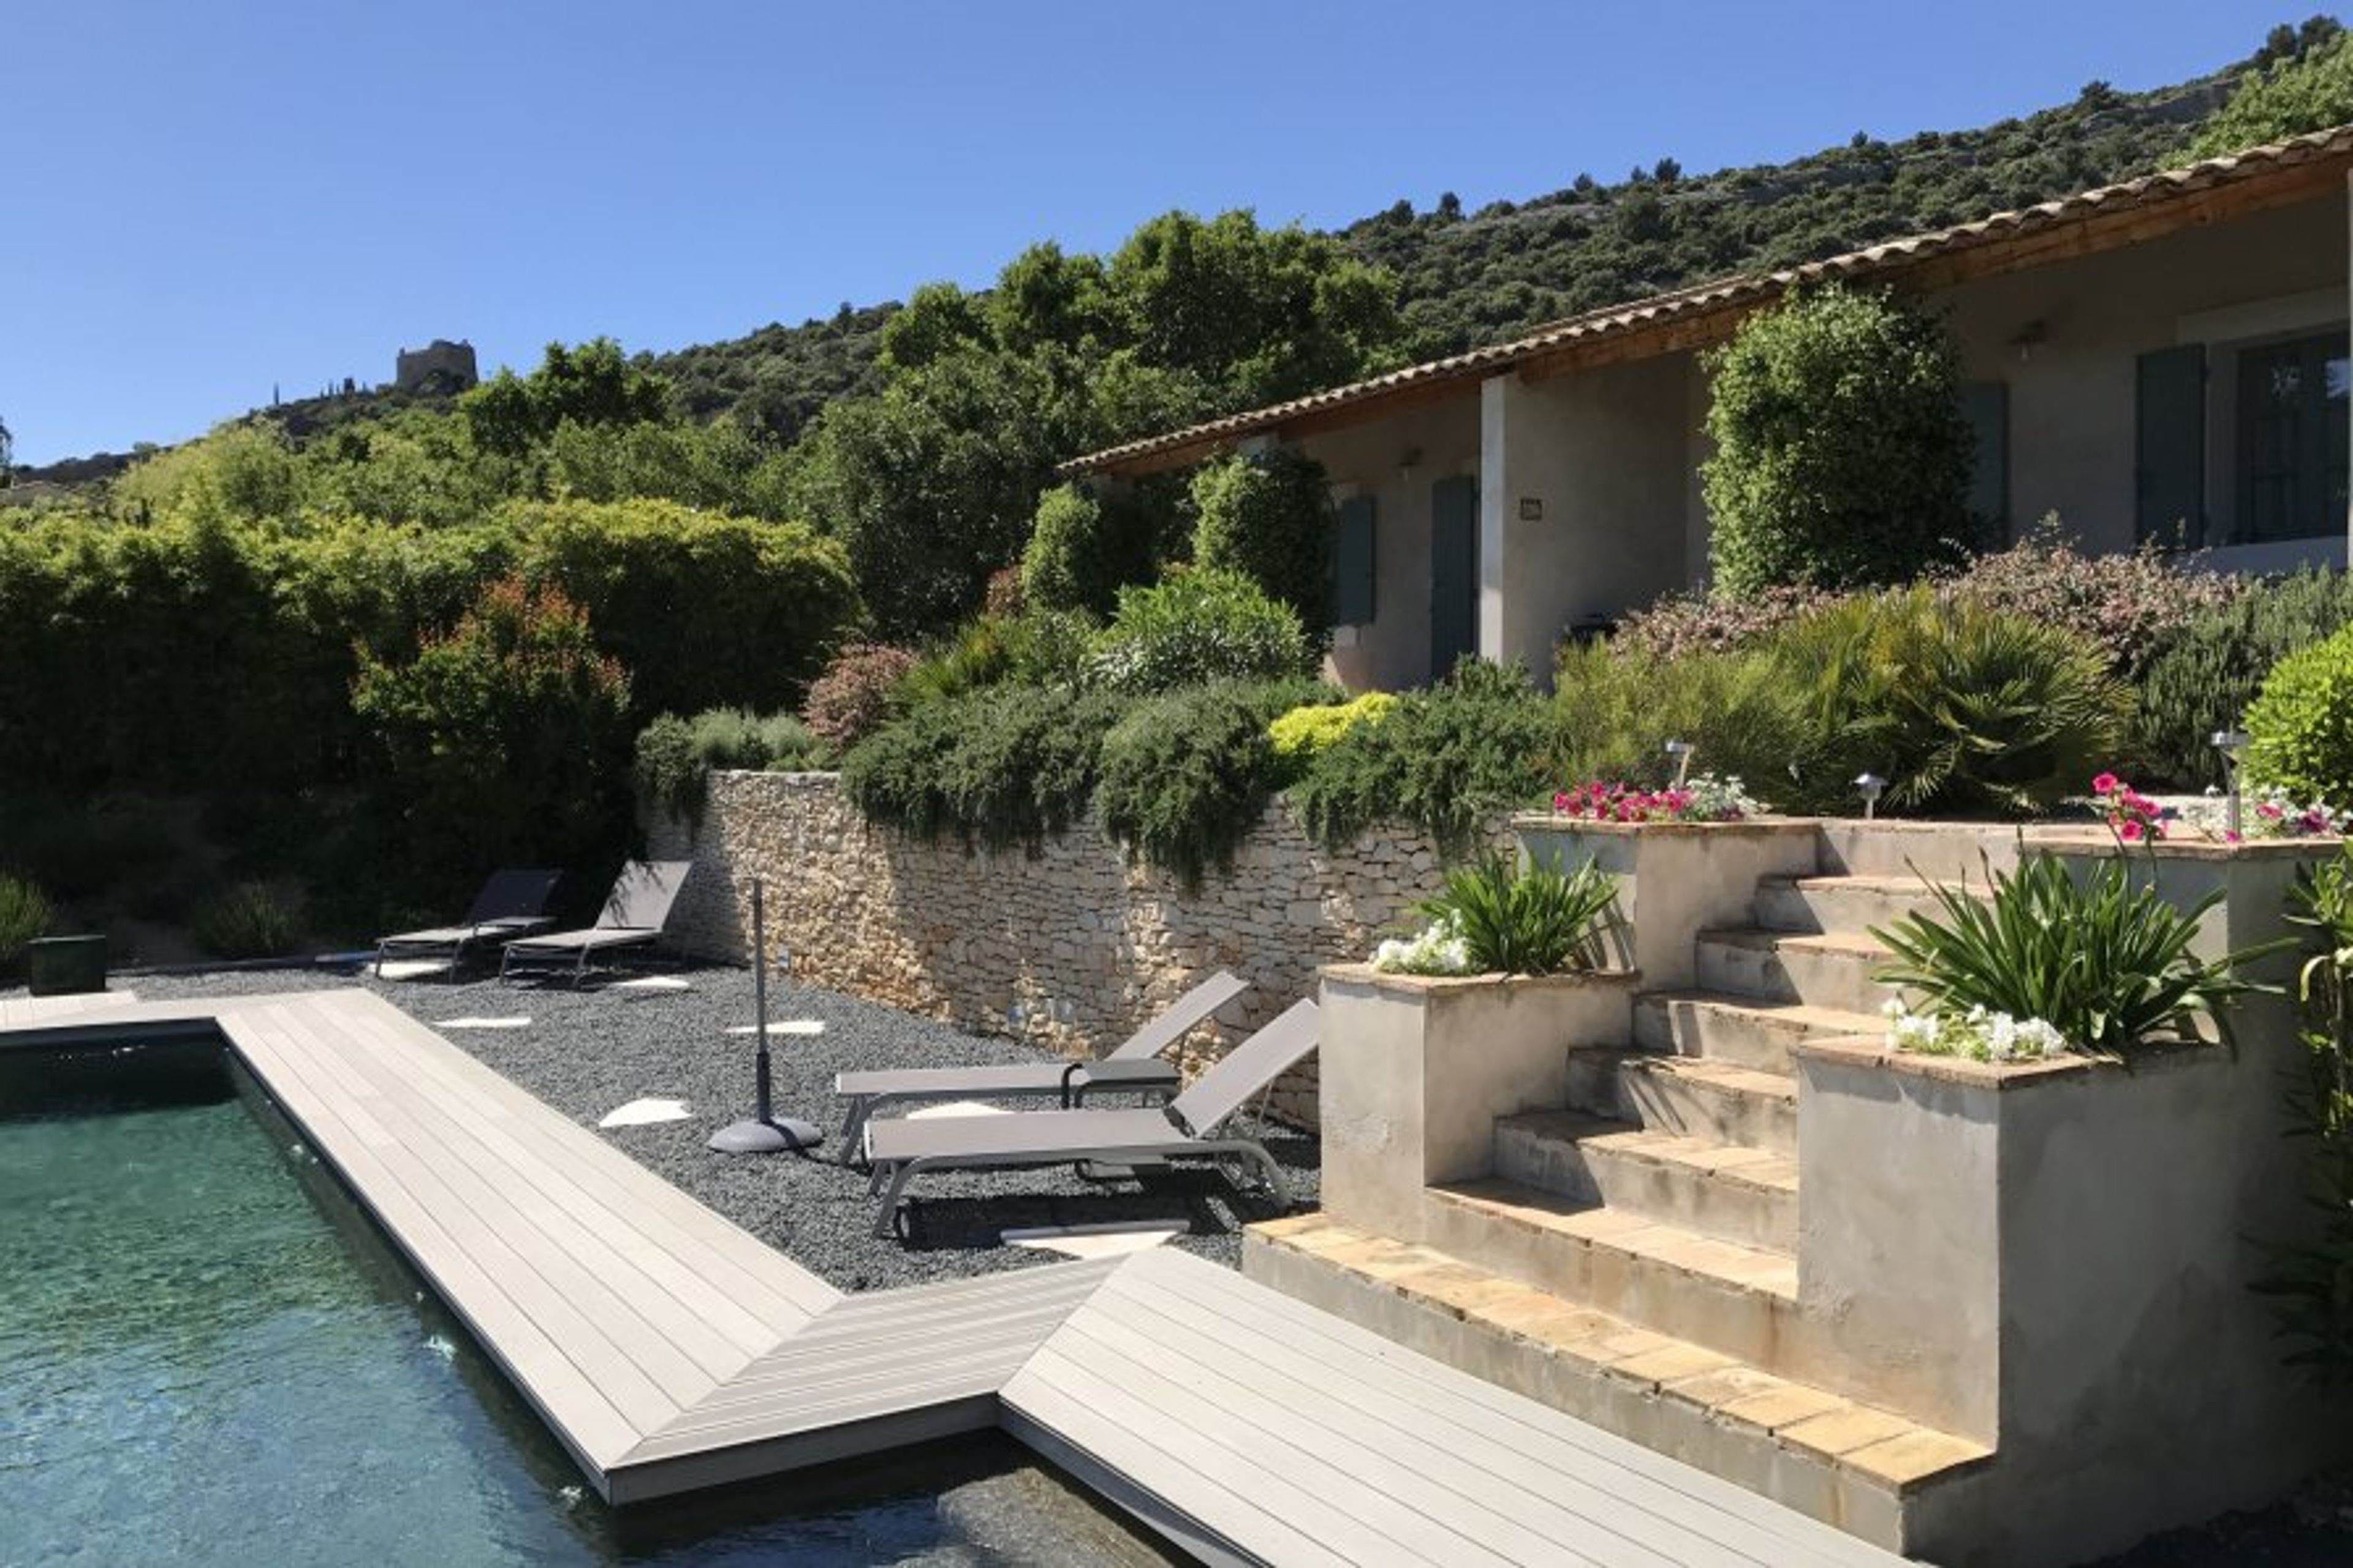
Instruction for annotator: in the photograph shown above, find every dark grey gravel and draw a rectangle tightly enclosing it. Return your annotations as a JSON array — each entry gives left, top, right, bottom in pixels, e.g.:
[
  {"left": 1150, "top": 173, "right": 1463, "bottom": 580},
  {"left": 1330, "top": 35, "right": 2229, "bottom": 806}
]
[{"left": 118, "top": 961, "right": 1319, "bottom": 1293}]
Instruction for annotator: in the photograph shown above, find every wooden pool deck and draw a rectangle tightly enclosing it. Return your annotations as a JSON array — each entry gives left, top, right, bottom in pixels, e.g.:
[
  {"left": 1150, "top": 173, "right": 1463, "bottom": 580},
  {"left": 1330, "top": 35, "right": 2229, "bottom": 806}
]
[{"left": 0, "top": 987, "right": 1901, "bottom": 1565}]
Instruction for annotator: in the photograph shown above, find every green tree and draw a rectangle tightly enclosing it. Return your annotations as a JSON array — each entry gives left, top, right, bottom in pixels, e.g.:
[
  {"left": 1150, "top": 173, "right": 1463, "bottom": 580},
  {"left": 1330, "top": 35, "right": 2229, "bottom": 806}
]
[
  {"left": 1020, "top": 482, "right": 1156, "bottom": 616},
  {"left": 460, "top": 338, "right": 673, "bottom": 456},
  {"left": 788, "top": 350, "right": 1071, "bottom": 635},
  {"left": 350, "top": 577, "right": 634, "bottom": 898},
  {"left": 1702, "top": 286, "right": 1971, "bottom": 598},
  {"left": 1189, "top": 449, "right": 1336, "bottom": 643},
  {"left": 2186, "top": 21, "right": 2353, "bottom": 157}
]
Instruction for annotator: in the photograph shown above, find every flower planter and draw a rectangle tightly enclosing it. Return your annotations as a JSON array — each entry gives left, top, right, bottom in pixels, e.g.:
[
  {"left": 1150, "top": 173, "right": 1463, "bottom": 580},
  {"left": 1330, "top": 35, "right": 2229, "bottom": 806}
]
[
  {"left": 26, "top": 934, "right": 108, "bottom": 997},
  {"left": 1791, "top": 1030, "right": 2333, "bottom": 1567},
  {"left": 1512, "top": 815, "right": 1820, "bottom": 991},
  {"left": 1316, "top": 962, "right": 1638, "bottom": 1241}
]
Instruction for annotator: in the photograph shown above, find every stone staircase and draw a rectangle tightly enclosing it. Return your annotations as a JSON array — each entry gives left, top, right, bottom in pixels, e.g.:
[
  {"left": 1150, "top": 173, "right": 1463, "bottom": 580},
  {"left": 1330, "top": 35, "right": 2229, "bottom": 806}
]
[{"left": 1247, "top": 829, "right": 2004, "bottom": 1557}]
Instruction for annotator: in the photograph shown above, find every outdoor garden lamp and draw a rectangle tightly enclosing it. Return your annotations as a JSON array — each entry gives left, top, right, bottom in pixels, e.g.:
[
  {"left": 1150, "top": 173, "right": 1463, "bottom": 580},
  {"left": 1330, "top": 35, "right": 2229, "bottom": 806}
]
[
  {"left": 1855, "top": 773, "right": 1887, "bottom": 820},
  {"left": 2212, "top": 730, "right": 2250, "bottom": 837},
  {"left": 1665, "top": 738, "right": 1695, "bottom": 789}
]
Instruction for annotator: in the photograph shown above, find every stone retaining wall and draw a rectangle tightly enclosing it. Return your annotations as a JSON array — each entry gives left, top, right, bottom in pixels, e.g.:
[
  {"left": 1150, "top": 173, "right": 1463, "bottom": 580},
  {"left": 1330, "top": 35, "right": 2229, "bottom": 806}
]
[{"left": 648, "top": 772, "right": 1504, "bottom": 1127}]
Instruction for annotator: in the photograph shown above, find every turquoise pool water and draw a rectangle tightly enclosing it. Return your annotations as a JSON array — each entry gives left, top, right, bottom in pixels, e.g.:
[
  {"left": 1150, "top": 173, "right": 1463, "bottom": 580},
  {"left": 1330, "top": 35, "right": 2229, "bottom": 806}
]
[{"left": 0, "top": 1051, "right": 1164, "bottom": 1566}]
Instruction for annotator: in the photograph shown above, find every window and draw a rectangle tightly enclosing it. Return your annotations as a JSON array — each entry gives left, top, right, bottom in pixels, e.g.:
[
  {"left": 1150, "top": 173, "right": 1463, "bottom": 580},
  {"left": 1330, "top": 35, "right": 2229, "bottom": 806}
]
[{"left": 2236, "top": 330, "right": 2351, "bottom": 543}]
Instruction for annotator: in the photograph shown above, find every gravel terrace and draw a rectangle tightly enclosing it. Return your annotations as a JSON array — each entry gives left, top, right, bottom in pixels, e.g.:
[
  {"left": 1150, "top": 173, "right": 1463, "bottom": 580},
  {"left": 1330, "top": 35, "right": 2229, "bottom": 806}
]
[{"left": 109, "top": 961, "right": 1319, "bottom": 1293}]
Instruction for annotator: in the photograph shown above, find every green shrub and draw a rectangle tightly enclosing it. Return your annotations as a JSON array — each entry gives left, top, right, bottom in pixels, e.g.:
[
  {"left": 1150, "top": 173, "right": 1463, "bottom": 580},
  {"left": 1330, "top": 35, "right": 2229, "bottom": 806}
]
[
  {"left": 191, "top": 881, "right": 301, "bottom": 960},
  {"left": 802, "top": 643, "right": 919, "bottom": 752},
  {"left": 2137, "top": 569, "right": 2353, "bottom": 787},
  {"left": 1189, "top": 450, "right": 1336, "bottom": 645},
  {"left": 1092, "top": 569, "right": 1312, "bottom": 695},
  {"left": 352, "top": 577, "right": 634, "bottom": 903},
  {"left": 2186, "top": 23, "right": 2353, "bottom": 159},
  {"left": 841, "top": 684, "right": 1121, "bottom": 850},
  {"left": 1021, "top": 483, "right": 1158, "bottom": 616},
  {"left": 509, "top": 498, "right": 860, "bottom": 720},
  {"left": 1702, "top": 286, "right": 1971, "bottom": 597},
  {"left": 0, "top": 874, "right": 50, "bottom": 973},
  {"left": 896, "top": 609, "right": 1101, "bottom": 707},
  {"left": 1095, "top": 680, "right": 1320, "bottom": 885},
  {"left": 1268, "top": 692, "right": 1391, "bottom": 760},
  {"left": 632, "top": 707, "right": 817, "bottom": 830},
  {"left": 1761, "top": 588, "right": 2129, "bottom": 816},
  {"left": 1873, "top": 851, "right": 2270, "bottom": 1058},
  {"left": 2246, "top": 621, "right": 2353, "bottom": 805},
  {"left": 1290, "top": 660, "right": 1556, "bottom": 852},
  {"left": 1553, "top": 639, "right": 1821, "bottom": 798},
  {"left": 1415, "top": 852, "right": 1622, "bottom": 975}
]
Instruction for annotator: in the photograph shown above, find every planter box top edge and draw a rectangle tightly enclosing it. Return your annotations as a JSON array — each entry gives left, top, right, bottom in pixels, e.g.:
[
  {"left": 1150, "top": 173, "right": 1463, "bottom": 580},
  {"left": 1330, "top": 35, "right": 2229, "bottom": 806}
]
[
  {"left": 1321, "top": 961, "right": 1642, "bottom": 996},
  {"left": 1792, "top": 1032, "right": 2224, "bottom": 1089}
]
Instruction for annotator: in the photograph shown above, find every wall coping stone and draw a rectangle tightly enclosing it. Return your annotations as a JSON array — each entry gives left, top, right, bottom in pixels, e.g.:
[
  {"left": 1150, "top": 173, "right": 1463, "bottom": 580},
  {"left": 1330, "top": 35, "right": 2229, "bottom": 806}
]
[
  {"left": 1512, "top": 814, "right": 1822, "bottom": 837},
  {"left": 1792, "top": 1032, "right": 2226, "bottom": 1089},
  {"left": 1319, "top": 962, "right": 1643, "bottom": 998}
]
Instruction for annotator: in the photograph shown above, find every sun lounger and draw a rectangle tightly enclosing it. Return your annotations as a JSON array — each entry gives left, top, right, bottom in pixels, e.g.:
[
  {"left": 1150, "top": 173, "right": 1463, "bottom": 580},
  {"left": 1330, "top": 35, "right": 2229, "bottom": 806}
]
[
  {"left": 863, "top": 997, "right": 1319, "bottom": 1238},
  {"left": 498, "top": 861, "right": 691, "bottom": 986},
  {"left": 374, "top": 868, "right": 564, "bottom": 975},
  {"left": 835, "top": 970, "right": 1250, "bottom": 1149}
]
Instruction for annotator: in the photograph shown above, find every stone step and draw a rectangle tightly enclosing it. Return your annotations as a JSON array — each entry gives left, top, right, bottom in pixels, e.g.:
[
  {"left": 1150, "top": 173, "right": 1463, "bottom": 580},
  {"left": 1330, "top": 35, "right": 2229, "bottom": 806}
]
[
  {"left": 1635, "top": 989, "right": 1884, "bottom": 1074},
  {"left": 1752, "top": 873, "right": 1985, "bottom": 937},
  {"left": 1495, "top": 1110, "right": 1800, "bottom": 1251},
  {"left": 1245, "top": 1214, "right": 1993, "bottom": 1559},
  {"left": 1696, "top": 928, "right": 1897, "bottom": 1015},
  {"left": 1422, "top": 1178, "right": 1799, "bottom": 1367},
  {"left": 1621, "top": 1054, "right": 1800, "bottom": 1157}
]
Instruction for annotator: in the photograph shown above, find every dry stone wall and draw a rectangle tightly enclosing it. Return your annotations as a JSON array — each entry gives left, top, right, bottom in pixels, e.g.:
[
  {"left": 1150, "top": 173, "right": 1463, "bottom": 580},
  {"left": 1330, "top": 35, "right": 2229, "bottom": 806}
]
[{"left": 648, "top": 771, "right": 1506, "bottom": 1127}]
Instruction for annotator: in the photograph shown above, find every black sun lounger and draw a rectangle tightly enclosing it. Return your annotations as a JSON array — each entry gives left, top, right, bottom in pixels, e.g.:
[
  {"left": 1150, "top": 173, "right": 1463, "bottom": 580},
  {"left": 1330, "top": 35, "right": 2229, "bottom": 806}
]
[
  {"left": 863, "top": 998, "right": 1319, "bottom": 1238},
  {"left": 374, "top": 868, "right": 564, "bottom": 976},
  {"left": 834, "top": 969, "right": 1250, "bottom": 1149},
  {"left": 498, "top": 860, "right": 691, "bottom": 987}
]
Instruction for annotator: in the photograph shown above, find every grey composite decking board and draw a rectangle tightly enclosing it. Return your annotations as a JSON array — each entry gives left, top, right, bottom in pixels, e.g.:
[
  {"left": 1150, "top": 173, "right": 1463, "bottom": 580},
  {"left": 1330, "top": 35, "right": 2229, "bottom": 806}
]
[
  {"left": 0, "top": 990, "right": 140, "bottom": 1026},
  {"left": 0, "top": 989, "right": 1911, "bottom": 1565},
  {"left": 1075, "top": 1249, "right": 1902, "bottom": 1568}
]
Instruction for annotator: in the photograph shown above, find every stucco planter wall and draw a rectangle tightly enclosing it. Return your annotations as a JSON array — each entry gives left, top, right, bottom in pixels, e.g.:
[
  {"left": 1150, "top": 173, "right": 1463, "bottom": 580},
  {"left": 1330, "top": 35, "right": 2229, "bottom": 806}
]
[
  {"left": 1316, "top": 962, "right": 1638, "bottom": 1241},
  {"left": 1514, "top": 815, "right": 1821, "bottom": 990},
  {"left": 1792, "top": 835, "right": 2341, "bottom": 1568}
]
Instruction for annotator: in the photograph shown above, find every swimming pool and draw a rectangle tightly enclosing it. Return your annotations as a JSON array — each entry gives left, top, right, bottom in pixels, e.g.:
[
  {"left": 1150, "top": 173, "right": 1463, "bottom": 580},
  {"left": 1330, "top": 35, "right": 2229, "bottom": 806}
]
[{"left": 0, "top": 1042, "right": 1169, "bottom": 1566}]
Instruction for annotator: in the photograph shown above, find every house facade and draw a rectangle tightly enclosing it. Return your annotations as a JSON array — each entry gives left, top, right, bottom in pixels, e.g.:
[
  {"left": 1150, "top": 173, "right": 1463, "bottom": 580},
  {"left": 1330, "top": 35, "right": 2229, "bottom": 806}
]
[{"left": 1067, "top": 127, "right": 2353, "bottom": 692}]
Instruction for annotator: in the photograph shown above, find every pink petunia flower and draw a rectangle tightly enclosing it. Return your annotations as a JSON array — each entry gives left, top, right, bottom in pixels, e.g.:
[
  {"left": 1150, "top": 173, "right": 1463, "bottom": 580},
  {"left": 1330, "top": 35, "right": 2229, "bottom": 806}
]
[
  {"left": 2118, "top": 819, "right": 2145, "bottom": 843},
  {"left": 2091, "top": 772, "right": 2120, "bottom": 795}
]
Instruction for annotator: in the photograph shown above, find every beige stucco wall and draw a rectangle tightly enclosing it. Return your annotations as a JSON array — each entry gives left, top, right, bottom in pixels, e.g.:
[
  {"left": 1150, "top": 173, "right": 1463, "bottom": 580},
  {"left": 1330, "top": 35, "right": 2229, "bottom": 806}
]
[
  {"left": 1293, "top": 396, "right": 1482, "bottom": 692},
  {"left": 1933, "top": 191, "right": 2348, "bottom": 558},
  {"left": 1488, "top": 354, "right": 1701, "bottom": 677},
  {"left": 649, "top": 771, "right": 1512, "bottom": 1127}
]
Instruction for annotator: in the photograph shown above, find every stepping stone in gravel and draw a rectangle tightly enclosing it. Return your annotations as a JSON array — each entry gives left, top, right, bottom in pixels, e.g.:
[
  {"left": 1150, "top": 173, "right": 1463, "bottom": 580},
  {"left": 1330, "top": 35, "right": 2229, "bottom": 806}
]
[
  {"left": 611, "top": 976, "right": 693, "bottom": 996},
  {"left": 376, "top": 960, "right": 453, "bottom": 982},
  {"left": 598, "top": 1097, "right": 692, "bottom": 1129},
  {"left": 722, "top": 1020, "right": 826, "bottom": 1037},
  {"left": 1002, "top": 1221, "right": 1186, "bottom": 1259},
  {"left": 437, "top": 1016, "right": 531, "bottom": 1030}
]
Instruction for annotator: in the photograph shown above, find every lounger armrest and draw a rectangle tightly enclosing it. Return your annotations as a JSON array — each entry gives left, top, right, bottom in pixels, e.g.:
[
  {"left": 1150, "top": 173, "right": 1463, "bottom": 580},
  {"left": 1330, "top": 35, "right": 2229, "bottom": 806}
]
[{"left": 1060, "top": 1057, "right": 1181, "bottom": 1107}]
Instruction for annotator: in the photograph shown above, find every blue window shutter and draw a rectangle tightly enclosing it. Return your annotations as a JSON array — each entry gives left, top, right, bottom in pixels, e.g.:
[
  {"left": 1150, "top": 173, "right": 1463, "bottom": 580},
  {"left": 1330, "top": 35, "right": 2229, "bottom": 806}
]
[
  {"left": 1335, "top": 496, "right": 1377, "bottom": 625},
  {"left": 2136, "top": 345, "right": 2206, "bottom": 546}
]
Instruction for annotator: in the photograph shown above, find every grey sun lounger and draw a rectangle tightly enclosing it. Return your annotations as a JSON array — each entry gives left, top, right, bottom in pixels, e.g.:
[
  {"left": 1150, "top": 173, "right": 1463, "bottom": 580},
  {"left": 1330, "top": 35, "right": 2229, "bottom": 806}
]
[
  {"left": 863, "top": 997, "right": 1319, "bottom": 1238},
  {"left": 374, "top": 868, "right": 564, "bottom": 976},
  {"left": 835, "top": 969, "right": 1250, "bottom": 1149},
  {"left": 498, "top": 860, "right": 691, "bottom": 987}
]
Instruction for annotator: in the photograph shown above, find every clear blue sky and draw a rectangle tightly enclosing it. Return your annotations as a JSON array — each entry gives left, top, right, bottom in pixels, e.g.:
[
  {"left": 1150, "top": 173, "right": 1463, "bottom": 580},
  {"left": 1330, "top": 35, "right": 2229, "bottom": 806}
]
[{"left": 1, "top": 1, "right": 2293, "bottom": 464}]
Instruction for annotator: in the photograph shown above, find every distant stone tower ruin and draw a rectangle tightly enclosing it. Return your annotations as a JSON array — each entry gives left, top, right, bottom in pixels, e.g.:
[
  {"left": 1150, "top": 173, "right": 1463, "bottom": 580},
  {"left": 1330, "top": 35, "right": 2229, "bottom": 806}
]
[{"left": 394, "top": 339, "right": 479, "bottom": 395}]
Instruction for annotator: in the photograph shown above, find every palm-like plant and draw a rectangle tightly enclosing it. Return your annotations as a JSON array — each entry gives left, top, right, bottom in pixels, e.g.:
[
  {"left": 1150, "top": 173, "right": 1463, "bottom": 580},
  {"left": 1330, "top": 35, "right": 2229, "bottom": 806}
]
[
  {"left": 1417, "top": 852, "right": 1622, "bottom": 976},
  {"left": 1871, "top": 851, "right": 2275, "bottom": 1058}
]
